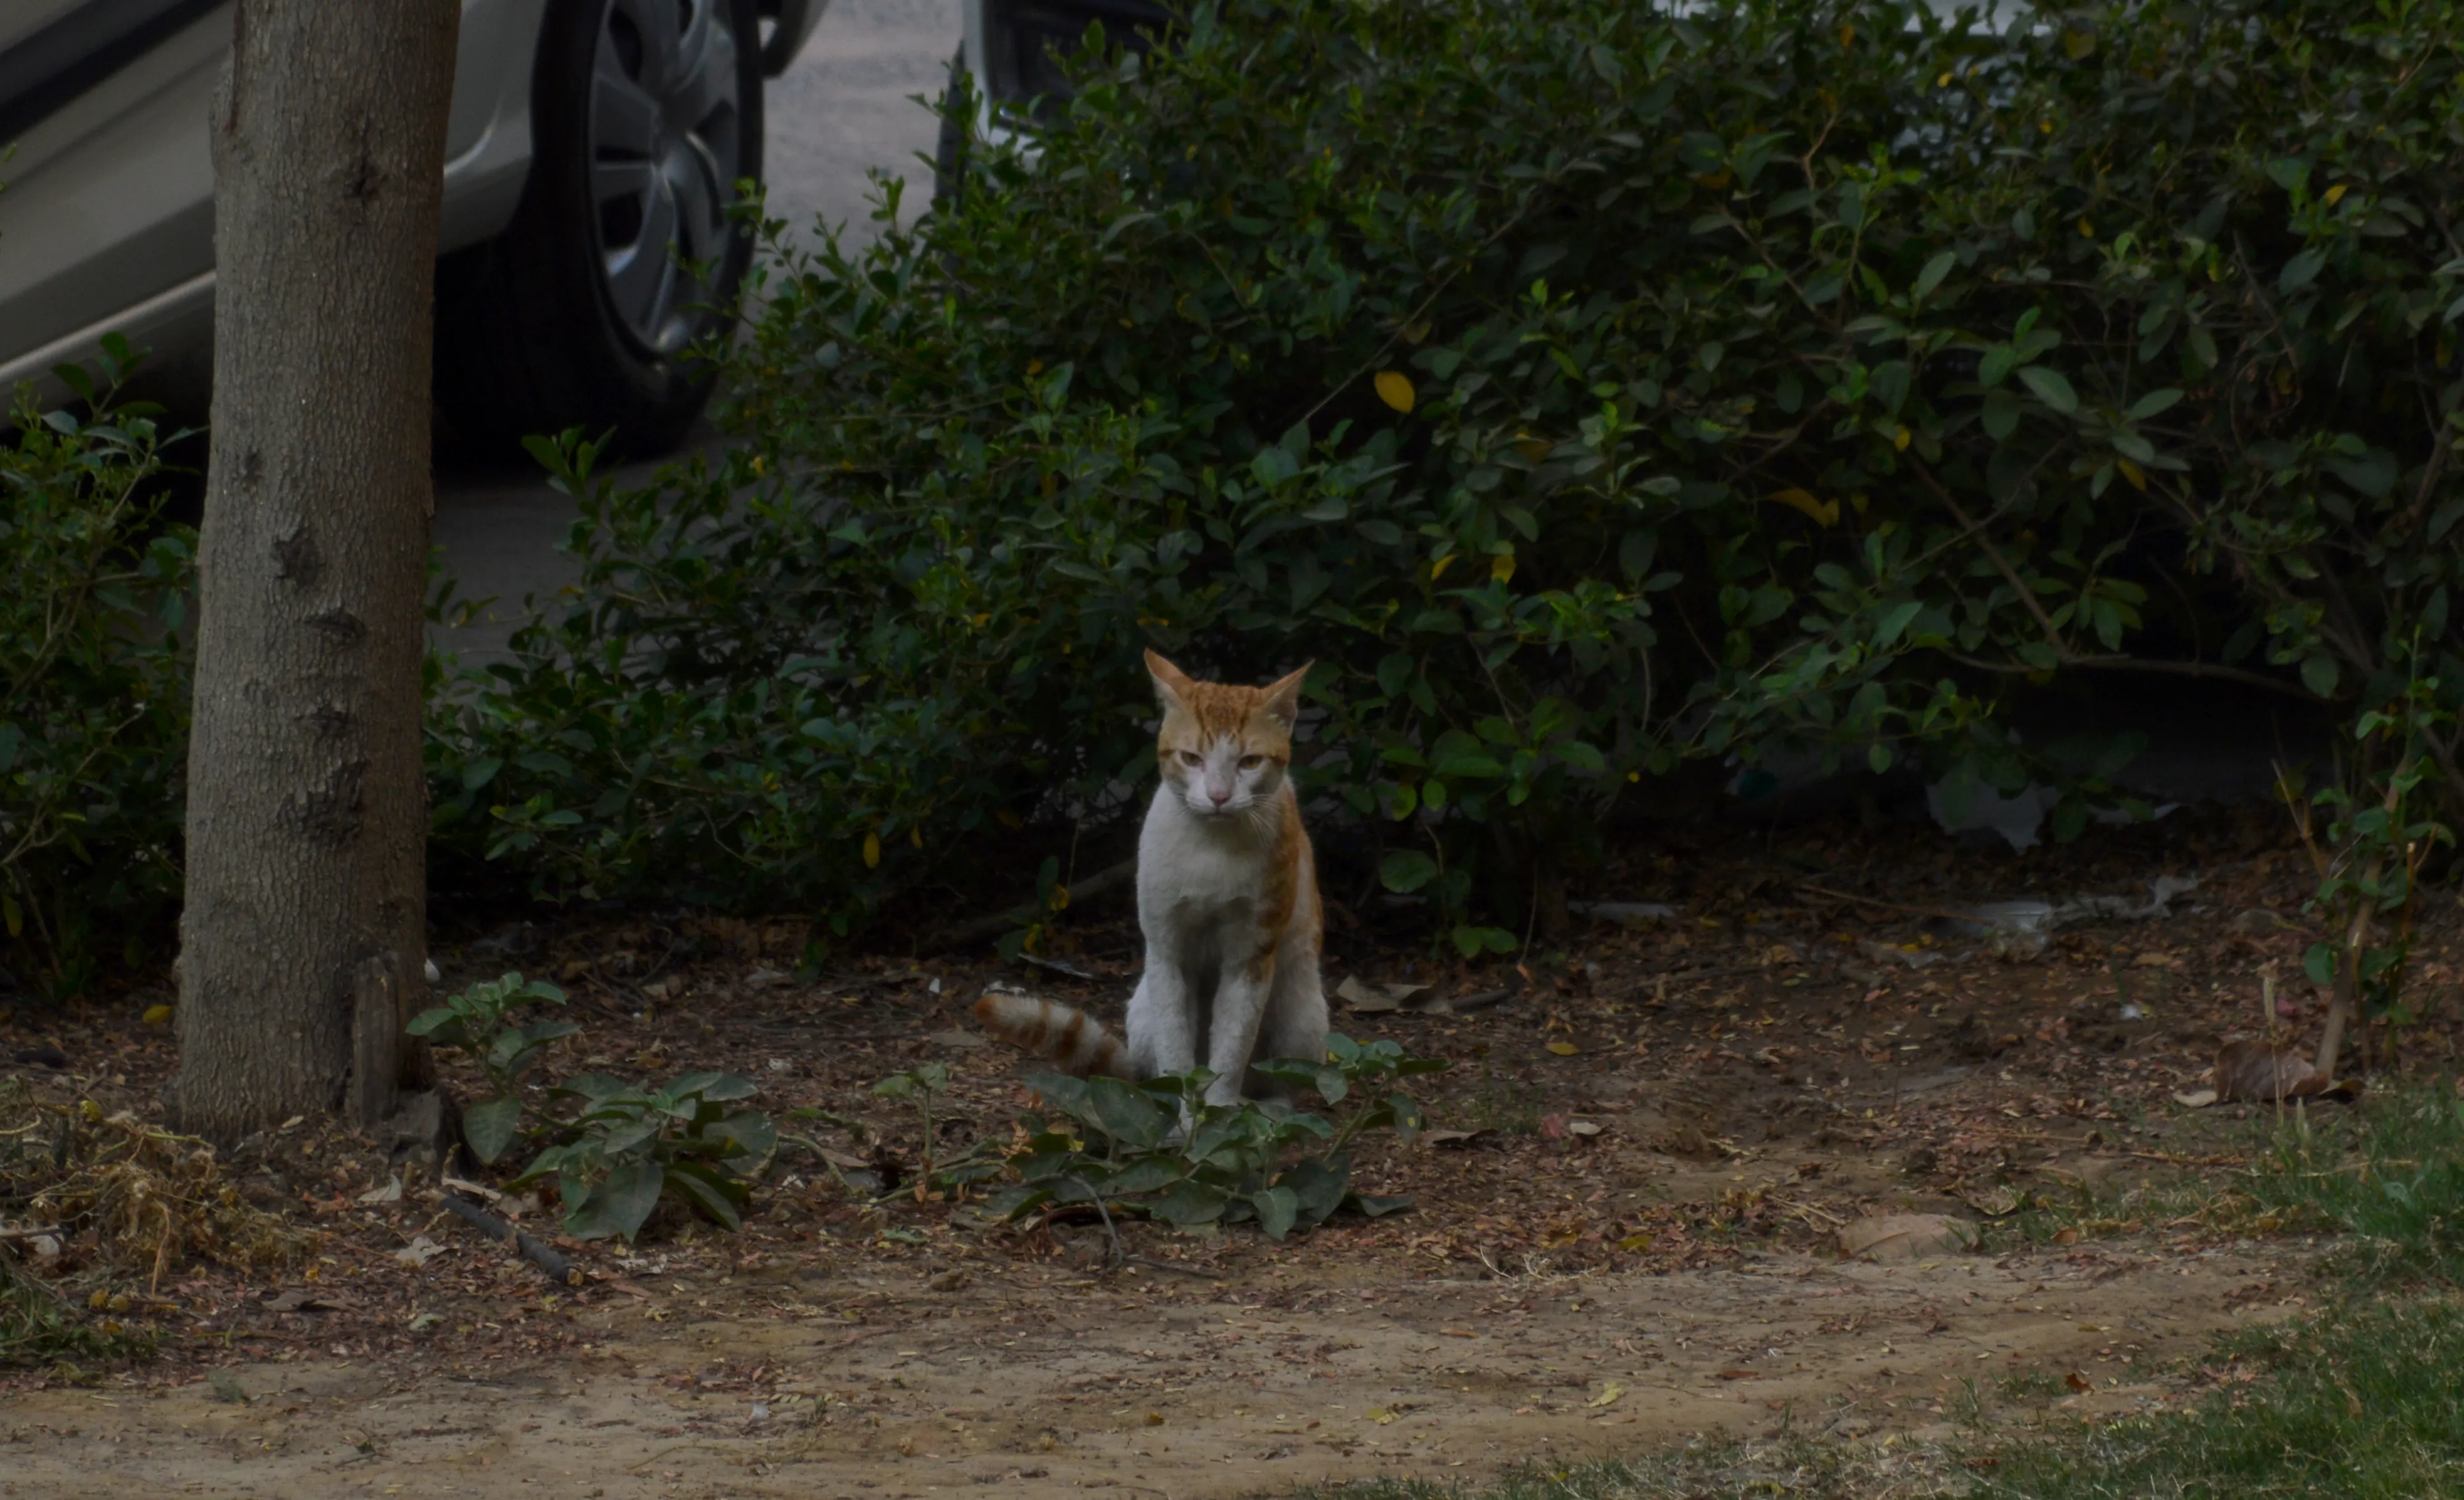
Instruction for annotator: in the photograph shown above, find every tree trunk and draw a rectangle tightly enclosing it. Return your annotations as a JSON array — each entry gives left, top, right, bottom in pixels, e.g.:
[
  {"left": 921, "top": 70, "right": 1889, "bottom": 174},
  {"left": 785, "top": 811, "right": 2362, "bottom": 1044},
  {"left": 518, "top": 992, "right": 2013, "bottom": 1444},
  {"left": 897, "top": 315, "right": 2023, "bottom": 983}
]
[{"left": 173, "top": 0, "right": 459, "bottom": 1139}]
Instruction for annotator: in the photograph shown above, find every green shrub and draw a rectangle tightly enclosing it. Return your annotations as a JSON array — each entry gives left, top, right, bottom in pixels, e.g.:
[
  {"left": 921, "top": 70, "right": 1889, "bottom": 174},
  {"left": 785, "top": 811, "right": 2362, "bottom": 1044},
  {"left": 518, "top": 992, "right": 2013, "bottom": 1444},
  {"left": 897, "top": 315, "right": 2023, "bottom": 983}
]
[
  {"left": 989, "top": 1033, "right": 1442, "bottom": 1245},
  {"left": 430, "top": 0, "right": 2464, "bottom": 949},
  {"left": 0, "top": 342, "right": 190, "bottom": 994}
]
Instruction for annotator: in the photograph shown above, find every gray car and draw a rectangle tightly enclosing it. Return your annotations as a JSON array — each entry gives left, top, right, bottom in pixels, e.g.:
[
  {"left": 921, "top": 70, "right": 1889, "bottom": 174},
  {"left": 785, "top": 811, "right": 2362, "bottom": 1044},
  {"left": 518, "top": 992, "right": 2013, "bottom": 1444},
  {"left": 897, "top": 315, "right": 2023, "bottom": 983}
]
[{"left": 0, "top": 0, "right": 826, "bottom": 452}]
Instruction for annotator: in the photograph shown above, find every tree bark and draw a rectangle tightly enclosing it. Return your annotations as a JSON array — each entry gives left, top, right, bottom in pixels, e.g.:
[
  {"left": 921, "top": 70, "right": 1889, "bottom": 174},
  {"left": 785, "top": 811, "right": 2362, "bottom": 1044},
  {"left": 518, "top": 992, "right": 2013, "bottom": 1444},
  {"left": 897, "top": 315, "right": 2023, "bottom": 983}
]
[{"left": 173, "top": 0, "right": 459, "bottom": 1138}]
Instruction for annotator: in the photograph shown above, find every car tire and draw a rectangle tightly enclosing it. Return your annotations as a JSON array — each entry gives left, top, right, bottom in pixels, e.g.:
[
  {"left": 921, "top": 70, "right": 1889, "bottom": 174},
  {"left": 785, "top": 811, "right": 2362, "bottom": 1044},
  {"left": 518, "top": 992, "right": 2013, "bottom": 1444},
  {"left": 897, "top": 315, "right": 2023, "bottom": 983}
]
[{"left": 435, "top": 0, "right": 762, "bottom": 457}]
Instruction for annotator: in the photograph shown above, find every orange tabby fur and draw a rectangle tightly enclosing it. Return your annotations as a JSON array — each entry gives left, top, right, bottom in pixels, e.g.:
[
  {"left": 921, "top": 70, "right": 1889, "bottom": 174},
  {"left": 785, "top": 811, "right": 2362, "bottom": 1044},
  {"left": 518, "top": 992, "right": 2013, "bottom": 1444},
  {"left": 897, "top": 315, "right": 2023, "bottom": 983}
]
[{"left": 976, "top": 652, "right": 1329, "bottom": 1101}]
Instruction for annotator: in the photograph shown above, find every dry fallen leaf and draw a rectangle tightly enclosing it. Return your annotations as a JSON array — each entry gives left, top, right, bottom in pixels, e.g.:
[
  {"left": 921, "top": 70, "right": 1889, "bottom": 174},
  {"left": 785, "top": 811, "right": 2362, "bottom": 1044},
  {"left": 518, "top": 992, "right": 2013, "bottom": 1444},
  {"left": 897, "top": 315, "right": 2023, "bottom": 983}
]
[
  {"left": 393, "top": 1235, "right": 447, "bottom": 1267},
  {"left": 1335, "top": 977, "right": 1431, "bottom": 1014},
  {"left": 1546, "top": 1041, "right": 1580, "bottom": 1057},
  {"left": 2064, "top": 1370, "right": 2090, "bottom": 1393},
  {"left": 2208, "top": 1038, "right": 2364, "bottom": 1104},
  {"left": 356, "top": 1176, "right": 404, "bottom": 1206},
  {"left": 1837, "top": 1213, "right": 1977, "bottom": 1261},
  {"left": 1586, "top": 1383, "right": 1625, "bottom": 1408}
]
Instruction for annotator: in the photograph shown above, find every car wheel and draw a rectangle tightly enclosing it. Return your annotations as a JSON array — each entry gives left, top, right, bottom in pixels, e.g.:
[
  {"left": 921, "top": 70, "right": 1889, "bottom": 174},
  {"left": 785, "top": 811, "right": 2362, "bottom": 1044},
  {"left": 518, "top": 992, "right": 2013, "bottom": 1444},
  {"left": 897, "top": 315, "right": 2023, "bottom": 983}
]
[{"left": 436, "top": 0, "right": 762, "bottom": 457}]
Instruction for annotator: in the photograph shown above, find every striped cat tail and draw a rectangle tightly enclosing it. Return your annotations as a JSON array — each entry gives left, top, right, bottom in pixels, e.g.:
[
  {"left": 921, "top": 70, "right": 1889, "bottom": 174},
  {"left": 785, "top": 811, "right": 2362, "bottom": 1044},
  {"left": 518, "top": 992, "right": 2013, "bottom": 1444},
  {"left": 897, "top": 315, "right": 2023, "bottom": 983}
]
[{"left": 973, "top": 990, "right": 1126, "bottom": 1078}]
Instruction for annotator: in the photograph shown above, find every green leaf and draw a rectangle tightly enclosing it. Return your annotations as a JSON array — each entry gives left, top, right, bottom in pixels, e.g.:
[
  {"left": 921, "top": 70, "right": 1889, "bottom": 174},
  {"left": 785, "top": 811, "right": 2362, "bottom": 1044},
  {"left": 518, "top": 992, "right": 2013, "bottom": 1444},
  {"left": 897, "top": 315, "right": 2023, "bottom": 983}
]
[
  {"left": 1379, "top": 850, "right": 1439, "bottom": 893},
  {"left": 406, "top": 1006, "right": 461, "bottom": 1041},
  {"left": 1346, "top": 1192, "right": 1415, "bottom": 1219},
  {"left": 568, "top": 1158, "right": 664, "bottom": 1242},
  {"left": 1253, "top": 1186, "right": 1299, "bottom": 1241},
  {"left": 662, "top": 1160, "right": 748, "bottom": 1231},
  {"left": 2301, "top": 652, "right": 2340, "bottom": 699},
  {"left": 1150, "top": 1180, "right": 1230, "bottom": 1226},
  {"left": 2304, "top": 943, "right": 2338, "bottom": 988},
  {"left": 1103, "top": 1156, "right": 1187, "bottom": 1194},
  {"left": 1912, "top": 250, "right": 1955, "bottom": 301},
  {"left": 2016, "top": 365, "right": 2078, "bottom": 414},
  {"left": 2126, "top": 388, "right": 2184, "bottom": 422},
  {"left": 1085, "top": 1076, "right": 1174, "bottom": 1148},
  {"left": 462, "top": 1096, "right": 524, "bottom": 1165},
  {"left": 1279, "top": 1156, "right": 1351, "bottom": 1228}
]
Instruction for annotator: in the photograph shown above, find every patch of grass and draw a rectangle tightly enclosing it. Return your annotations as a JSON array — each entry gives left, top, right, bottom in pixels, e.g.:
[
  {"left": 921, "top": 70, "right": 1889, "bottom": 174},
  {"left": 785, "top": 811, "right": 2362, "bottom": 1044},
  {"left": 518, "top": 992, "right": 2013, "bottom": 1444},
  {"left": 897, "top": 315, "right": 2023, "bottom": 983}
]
[
  {"left": 1973, "top": 1299, "right": 2464, "bottom": 1499},
  {"left": 0, "top": 1256, "right": 156, "bottom": 1367},
  {"left": 1296, "top": 1436, "right": 1947, "bottom": 1500},
  {"left": 2219, "top": 1090, "right": 2464, "bottom": 1286},
  {"left": 1994, "top": 1369, "right": 2071, "bottom": 1404},
  {"left": 1997, "top": 1088, "right": 2464, "bottom": 1283}
]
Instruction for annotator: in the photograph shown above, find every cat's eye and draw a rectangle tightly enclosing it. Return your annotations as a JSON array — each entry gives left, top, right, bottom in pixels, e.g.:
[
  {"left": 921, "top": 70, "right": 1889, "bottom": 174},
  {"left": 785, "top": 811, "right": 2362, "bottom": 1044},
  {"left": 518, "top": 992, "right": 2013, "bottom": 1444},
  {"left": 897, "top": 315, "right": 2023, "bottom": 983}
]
[
  {"left": 1238, "top": 754, "right": 1264, "bottom": 770},
  {"left": 1177, "top": 750, "right": 1204, "bottom": 767}
]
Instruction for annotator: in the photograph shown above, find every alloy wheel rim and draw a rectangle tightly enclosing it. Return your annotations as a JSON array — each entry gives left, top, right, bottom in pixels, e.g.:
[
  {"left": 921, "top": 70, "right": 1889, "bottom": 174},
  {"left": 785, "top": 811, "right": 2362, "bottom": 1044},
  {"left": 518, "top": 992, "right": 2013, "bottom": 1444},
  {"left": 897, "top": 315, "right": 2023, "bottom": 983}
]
[{"left": 588, "top": 0, "right": 742, "bottom": 356}]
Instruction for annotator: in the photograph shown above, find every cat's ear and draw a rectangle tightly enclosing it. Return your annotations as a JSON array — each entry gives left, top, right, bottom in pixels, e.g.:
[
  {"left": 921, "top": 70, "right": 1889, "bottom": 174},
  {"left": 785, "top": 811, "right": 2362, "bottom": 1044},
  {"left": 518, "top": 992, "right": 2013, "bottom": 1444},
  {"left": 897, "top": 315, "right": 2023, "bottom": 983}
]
[
  {"left": 1145, "top": 649, "right": 1196, "bottom": 711},
  {"left": 1260, "top": 662, "right": 1312, "bottom": 728}
]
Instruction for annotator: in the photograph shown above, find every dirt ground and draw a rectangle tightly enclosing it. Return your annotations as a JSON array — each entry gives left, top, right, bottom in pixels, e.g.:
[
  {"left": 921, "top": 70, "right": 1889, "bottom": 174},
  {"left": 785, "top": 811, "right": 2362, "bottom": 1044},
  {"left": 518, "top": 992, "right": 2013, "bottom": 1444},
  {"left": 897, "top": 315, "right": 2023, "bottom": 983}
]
[{"left": 2, "top": 803, "right": 2452, "bottom": 1498}]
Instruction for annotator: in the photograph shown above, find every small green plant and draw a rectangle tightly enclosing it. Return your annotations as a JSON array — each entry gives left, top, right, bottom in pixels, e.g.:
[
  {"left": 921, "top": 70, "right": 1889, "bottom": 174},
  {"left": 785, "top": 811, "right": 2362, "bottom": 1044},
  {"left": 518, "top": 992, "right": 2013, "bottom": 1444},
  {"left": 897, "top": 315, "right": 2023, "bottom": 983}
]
[
  {"left": 988, "top": 1034, "right": 1444, "bottom": 1249},
  {"left": 411, "top": 972, "right": 777, "bottom": 1241},
  {"left": 517, "top": 1073, "right": 779, "bottom": 1241},
  {"left": 872, "top": 1060, "right": 1007, "bottom": 1195},
  {"left": 514, "top": 1072, "right": 777, "bottom": 1242},
  {"left": 405, "top": 972, "right": 578, "bottom": 1164}
]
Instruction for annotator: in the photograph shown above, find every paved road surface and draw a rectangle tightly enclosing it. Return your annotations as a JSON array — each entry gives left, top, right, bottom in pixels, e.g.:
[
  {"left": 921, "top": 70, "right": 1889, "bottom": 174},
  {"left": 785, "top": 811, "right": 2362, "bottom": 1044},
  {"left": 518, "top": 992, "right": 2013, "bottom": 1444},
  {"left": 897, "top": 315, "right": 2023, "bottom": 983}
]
[{"left": 430, "top": 0, "right": 954, "bottom": 664}]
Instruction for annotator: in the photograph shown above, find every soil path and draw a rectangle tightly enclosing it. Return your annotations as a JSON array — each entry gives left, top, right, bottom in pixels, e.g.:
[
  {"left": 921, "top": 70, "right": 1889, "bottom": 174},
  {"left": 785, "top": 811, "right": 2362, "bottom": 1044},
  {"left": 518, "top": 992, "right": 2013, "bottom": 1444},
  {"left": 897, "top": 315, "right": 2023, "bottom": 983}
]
[{"left": 6, "top": 1241, "right": 2293, "bottom": 1499}]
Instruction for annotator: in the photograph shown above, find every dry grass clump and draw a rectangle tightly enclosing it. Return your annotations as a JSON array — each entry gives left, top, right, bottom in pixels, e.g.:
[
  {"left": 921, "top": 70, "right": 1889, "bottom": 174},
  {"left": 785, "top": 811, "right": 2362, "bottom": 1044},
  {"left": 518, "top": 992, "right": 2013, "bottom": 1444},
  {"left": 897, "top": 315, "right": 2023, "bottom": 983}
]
[{"left": 2, "top": 1085, "right": 314, "bottom": 1363}]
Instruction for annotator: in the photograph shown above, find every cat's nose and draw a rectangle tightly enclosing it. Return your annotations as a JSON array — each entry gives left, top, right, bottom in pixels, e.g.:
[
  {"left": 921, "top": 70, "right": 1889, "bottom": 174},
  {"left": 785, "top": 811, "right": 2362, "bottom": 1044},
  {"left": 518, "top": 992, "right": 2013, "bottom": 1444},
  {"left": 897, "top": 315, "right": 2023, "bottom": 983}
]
[{"left": 1209, "top": 786, "right": 1232, "bottom": 806}]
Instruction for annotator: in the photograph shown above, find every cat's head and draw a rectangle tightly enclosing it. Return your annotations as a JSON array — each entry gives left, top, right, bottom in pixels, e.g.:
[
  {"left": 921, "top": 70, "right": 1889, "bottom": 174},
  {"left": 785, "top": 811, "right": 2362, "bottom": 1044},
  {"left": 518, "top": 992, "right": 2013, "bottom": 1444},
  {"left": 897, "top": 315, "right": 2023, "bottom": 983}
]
[{"left": 1145, "top": 649, "right": 1310, "bottom": 820}]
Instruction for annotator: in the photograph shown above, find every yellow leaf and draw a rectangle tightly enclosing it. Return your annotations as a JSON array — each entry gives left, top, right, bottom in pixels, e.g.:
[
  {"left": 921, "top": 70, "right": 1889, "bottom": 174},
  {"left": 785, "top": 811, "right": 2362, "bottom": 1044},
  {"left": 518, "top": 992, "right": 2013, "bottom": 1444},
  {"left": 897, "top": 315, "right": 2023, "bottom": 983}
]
[
  {"left": 1402, "top": 320, "right": 1432, "bottom": 344},
  {"left": 1374, "top": 370, "right": 1416, "bottom": 414},
  {"left": 1429, "top": 553, "right": 1456, "bottom": 581},
  {"left": 1587, "top": 1382, "right": 1626, "bottom": 1409},
  {"left": 1026, "top": 358, "right": 1043, "bottom": 375},
  {"left": 2078, "top": 218, "right": 2095, "bottom": 238},
  {"left": 2324, "top": 183, "right": 2348, "bottom": 207},
  {"left": 1618, "top": 1232, "right": 1655, "bottom": 1252},
  {"left": 2116, "top": 459, "right": 2147, "bottom": 491},
  {"left": 2061, "top": 26, "right": 2097, "bottom": 59},
  {"left": 141, "top": 1004, "right": 173, "bottom": 1027},
  {"left": 1367, "top": 1407, "right": 1398, "bottom": 1425},
  {"left": 1768, "top": 488, "right": 1839, "bottom": 527},
  {"left": 1837, "top": 22, "right": 1855, "bottom": 48},
  {"left": 1490, "top": 552, "right": 1516, "bottom": 584},
  {"left": 1893, "top": 425, "right": 1911, "bottom": 451},
  {"left": 911, "top": 827, "right": 924, "bottom": 848},
  {"left": 863, "top": 833, "right": 882, "bottom": 869},
  {"left": 1051, "top": 884, "right": 1071, "bottom": 912},
  {"left": 1547, "top": 1041, "right": 1579, "bottom": 1057}
]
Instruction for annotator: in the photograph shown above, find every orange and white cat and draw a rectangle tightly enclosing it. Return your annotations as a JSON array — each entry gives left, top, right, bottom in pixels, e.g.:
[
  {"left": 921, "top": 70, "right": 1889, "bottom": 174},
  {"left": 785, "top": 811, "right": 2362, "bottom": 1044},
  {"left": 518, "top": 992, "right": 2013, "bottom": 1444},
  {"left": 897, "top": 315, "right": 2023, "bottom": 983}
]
[{"left": 977, "top": 650, "right": 1327, "bottom": 1104}]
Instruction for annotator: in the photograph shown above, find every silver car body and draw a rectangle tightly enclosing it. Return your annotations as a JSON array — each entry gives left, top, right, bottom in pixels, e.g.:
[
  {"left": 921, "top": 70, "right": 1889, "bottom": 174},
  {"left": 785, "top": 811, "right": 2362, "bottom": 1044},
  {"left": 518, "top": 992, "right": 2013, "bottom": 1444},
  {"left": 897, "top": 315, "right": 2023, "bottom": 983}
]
[{"left": 0, "top": 0, "right": 825, "bottom": 395}]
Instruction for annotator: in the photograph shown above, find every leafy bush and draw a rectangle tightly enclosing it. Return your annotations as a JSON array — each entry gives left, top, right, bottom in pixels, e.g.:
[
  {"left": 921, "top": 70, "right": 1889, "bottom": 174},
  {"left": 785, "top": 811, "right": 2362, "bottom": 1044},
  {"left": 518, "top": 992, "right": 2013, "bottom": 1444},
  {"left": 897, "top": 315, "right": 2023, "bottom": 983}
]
[
  {"left": 988, "top": 1034, "right": 1442, "bottom": 1244},
  {"left": 515, "top": 1072, "right": 777, "bottom": 1242},
  {"left": 430, "top": 0, "right": 2464, "bottom": 954},
  {"left": 405, "top": 972, "right": 578, "bottom": 1164},
  {"left": 1, "top": 341, "right": 190, "bottom": 993},
  {"left": 414, "top": 971, "right": 776, "bottom": 1241}
]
